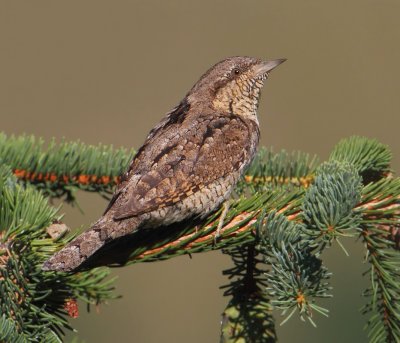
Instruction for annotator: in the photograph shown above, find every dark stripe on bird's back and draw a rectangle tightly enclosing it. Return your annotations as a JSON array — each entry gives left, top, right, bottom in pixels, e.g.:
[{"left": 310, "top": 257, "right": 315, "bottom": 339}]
[
  {"left": 167, "top": 98, "right": 190, "bottom": 125},
  {"left": 153, "top": 143, "right": 179, "bottom": 164}
]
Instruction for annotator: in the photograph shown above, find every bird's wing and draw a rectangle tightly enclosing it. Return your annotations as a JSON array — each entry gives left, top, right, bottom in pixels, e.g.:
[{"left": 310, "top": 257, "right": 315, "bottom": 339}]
[
  {"left": 111, "top": 112, "right": 257, "bottom": 220},
  {"left": 103, "top": 100, "right": 190, "bottom": 215}
]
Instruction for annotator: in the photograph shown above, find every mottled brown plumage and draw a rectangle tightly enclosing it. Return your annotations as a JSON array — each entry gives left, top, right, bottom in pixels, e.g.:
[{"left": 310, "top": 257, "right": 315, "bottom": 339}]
[{"left": 43, "top": 56, "right": 286, "bottom": 272}]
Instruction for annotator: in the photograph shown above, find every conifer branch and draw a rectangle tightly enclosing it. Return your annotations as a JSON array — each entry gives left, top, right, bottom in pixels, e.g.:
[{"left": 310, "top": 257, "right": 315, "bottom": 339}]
[
  {"left": 358, "top": 179, "right": 400, "bottom": 342},
  {"left": 0, "top": 164, "right": 116, "bottom": 342},
  {"left": 220, "top": 244, "right": 276, "bottom": 343},
  {"left": 0, "top": 133, "right": 135, "bottom": 203},
  {"left": 1, "top": 132, "right": 399, "bottom": 343}
]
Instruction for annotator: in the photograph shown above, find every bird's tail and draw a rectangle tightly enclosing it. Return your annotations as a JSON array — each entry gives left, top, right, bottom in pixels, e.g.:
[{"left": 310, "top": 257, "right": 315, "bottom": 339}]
[{"left": 42, "top": 216, "right": 140, "bottom": 272}]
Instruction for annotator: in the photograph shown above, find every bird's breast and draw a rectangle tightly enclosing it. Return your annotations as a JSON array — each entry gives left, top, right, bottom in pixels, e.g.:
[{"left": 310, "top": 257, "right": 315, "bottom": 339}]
[{"left": 141, "top": 171, "right": 241, "bottom": 228}]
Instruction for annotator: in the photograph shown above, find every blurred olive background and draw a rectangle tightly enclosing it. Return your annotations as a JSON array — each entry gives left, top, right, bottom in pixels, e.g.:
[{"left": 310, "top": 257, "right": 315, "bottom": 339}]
[{"left": 1, "top": 1, "right": 399, "bottom": 342}]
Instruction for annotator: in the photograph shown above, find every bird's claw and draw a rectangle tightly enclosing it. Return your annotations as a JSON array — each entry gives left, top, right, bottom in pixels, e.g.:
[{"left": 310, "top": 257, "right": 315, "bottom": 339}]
[{"left": 213, "top": 201, "right": 230, "bottom": 245}]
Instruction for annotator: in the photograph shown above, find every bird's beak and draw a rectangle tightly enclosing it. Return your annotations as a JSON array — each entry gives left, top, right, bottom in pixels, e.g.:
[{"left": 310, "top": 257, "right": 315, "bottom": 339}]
[{"left": 255, "top": 58, "right": 287, "bottom": 76}]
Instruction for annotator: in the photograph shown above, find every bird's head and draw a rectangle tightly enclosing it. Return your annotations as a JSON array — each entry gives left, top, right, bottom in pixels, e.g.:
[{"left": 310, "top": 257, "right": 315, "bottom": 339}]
[
  {"left": 187, "top": 56, "right": 286, "bottom": 118},
  {"left": 188, "top": 56, "right": 286, "bottom": 119}
]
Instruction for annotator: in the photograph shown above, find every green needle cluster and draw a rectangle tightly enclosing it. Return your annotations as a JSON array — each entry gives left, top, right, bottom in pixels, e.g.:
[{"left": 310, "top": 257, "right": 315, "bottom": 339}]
[{"left": 1, "top": 133, "right": 399, "bottom": 343}]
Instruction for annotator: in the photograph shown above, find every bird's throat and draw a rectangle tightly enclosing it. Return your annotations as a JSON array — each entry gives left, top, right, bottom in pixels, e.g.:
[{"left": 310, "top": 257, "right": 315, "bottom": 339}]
[{"left": 212, "top": 80, "right": 263, "bottom": 120}]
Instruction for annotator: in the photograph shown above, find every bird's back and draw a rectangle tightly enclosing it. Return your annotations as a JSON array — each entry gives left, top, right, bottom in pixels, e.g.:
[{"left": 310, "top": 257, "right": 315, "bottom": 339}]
[{"left": 107, "top": 108, "right": 260, "bottom": 226}]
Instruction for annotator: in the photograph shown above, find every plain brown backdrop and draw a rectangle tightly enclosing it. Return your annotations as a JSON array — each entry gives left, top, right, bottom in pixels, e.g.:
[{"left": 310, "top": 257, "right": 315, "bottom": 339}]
[{"left": 1, "top": 1, "right": 399, "bottom": 342}]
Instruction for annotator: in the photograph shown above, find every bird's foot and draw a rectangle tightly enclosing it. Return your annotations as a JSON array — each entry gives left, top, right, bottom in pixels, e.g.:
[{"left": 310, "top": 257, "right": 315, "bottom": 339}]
[{"left": 213, "top": 201, "right": 230, "bottom": 245}]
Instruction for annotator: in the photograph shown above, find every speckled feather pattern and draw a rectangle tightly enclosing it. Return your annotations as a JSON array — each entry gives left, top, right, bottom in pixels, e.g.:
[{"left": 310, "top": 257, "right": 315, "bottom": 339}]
[
  {"left": 43, "top": 56, "right": 284, "bottom": 272},
  {"left": 113, "top": 113, "right": 259, "bottom": 220}
]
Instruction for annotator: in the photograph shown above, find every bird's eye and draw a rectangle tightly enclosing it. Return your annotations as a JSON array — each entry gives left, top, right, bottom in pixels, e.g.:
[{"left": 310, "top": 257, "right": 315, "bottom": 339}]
[{"left": 233, "top": 68, "right": 240, "bottom": 75}]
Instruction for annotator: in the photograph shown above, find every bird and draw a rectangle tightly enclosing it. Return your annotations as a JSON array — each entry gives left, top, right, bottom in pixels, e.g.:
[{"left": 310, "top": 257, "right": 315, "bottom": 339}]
[{"left": 42, "top": 56, "right": 286, "bottom": 272}]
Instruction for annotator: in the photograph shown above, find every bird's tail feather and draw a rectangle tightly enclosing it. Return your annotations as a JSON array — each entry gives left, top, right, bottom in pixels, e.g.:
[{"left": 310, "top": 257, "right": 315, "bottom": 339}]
[
  {"left": 42, "top": 216, "right": 140, "bottom": 272},
  {"left": 42, "top": 226, "right": 106, "bottom": 272}
]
